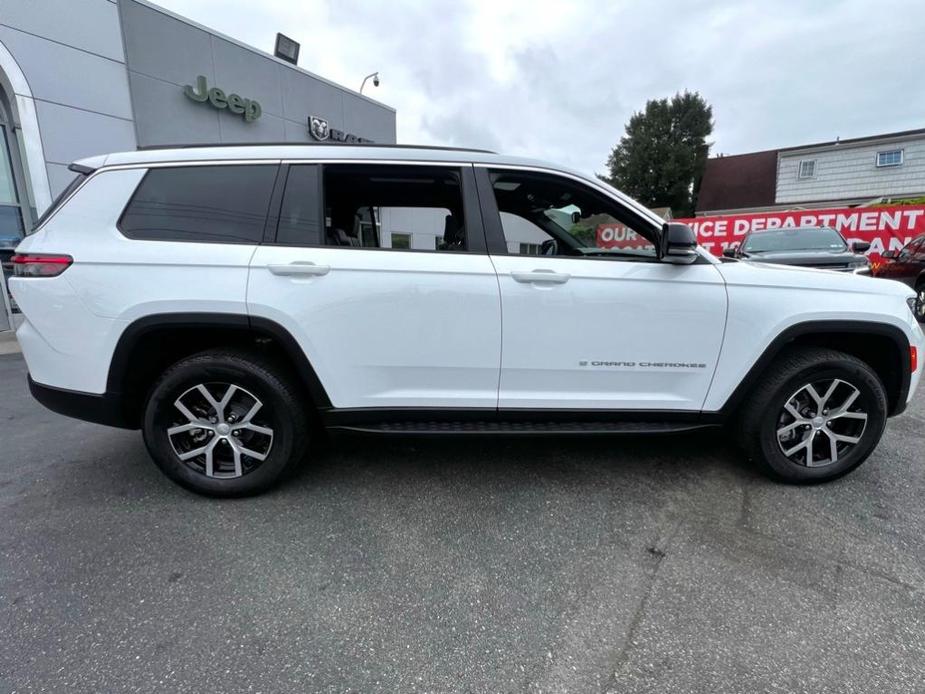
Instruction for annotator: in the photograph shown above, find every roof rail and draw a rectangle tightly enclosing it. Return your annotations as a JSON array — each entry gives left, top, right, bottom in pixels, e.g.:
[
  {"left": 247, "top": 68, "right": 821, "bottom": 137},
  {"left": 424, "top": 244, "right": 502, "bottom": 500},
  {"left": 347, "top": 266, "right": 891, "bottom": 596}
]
[{"left": 135, "top": 142, "right": 497, "bottom": 154}]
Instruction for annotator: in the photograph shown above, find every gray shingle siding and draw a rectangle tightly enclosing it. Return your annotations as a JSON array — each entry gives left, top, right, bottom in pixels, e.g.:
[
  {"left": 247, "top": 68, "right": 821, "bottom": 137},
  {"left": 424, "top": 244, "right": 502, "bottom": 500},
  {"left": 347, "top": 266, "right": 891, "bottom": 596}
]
[{"left": 776, "top": 137, "right": 925, "bottom": 204}]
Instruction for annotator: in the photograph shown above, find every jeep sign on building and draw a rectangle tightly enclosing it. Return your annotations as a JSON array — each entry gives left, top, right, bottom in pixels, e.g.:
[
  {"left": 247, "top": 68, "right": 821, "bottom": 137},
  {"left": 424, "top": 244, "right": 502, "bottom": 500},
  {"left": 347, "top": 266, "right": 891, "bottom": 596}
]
[{"left": 0, "top": 0, "right": 396, "bottom": 330}]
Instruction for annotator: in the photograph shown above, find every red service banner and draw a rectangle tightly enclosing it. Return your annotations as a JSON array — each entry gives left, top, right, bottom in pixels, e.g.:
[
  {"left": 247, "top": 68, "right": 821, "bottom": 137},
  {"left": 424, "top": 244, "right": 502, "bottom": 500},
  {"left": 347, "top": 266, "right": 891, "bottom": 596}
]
[
  {"left": 595, "top": 223, "right": 654, "bottom": 250},
  {"left": 675, "top": 206, "right": 925, "bottom": 263}
]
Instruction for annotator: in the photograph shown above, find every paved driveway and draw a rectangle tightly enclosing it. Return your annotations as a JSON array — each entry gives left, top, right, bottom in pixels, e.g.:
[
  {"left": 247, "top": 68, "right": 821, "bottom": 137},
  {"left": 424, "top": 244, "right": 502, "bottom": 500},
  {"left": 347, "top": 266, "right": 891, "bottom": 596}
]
[{"left": 1, "top": 352, "right": 924, "bottom": 693}]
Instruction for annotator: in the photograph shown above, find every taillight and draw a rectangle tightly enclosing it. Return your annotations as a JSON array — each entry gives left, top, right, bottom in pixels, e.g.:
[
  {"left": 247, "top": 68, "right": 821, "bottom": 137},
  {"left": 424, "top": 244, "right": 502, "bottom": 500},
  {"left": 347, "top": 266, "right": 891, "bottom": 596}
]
[
  {"left": 11, "top": 254, "right": 73, "bottom": 277},
  {"left": 912, "top": 346, "right": 919, "bottom": 374}
]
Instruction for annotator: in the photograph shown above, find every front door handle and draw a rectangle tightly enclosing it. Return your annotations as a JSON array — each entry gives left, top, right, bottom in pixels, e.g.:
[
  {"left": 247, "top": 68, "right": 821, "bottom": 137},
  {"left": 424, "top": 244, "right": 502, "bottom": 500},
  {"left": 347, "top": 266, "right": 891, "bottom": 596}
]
[
  {"left": 267, "top": 262, "right": 331, "bottom": 277},
  {"left": 511, "top": 269, "right": 570, "bottom": 284}
]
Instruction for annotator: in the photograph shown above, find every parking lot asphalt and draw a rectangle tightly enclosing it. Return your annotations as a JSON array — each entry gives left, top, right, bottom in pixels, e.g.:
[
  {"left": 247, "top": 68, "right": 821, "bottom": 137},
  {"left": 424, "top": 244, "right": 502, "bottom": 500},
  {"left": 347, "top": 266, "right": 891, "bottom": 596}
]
[{"left": 1, "top": 351, "right": 925, "bottom": 693}]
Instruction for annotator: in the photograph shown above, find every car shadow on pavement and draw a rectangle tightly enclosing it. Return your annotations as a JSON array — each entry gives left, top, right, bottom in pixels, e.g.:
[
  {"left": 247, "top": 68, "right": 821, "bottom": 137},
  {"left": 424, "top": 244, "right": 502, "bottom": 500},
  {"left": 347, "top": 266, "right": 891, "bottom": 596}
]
[{"left": 281, "top": 429, "right": 760, "bottom": 496}]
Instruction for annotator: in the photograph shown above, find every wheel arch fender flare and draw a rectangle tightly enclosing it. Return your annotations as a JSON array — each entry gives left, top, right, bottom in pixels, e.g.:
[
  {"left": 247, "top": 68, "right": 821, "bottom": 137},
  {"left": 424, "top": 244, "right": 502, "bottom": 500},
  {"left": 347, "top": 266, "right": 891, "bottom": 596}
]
[
  {"left": 106, "top": 312, "right": 332, "bottom": 409},
  {"left": 717, "top": 319, "right": 912, "bottom": 418}
]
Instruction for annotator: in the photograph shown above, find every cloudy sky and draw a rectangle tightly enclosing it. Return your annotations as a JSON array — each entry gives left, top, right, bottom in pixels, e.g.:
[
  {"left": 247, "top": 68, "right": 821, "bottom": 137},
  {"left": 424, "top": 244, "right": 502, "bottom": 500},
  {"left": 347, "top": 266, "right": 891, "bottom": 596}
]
[{"left": 153, "top": 0, "right": 925, "bottom": 177}]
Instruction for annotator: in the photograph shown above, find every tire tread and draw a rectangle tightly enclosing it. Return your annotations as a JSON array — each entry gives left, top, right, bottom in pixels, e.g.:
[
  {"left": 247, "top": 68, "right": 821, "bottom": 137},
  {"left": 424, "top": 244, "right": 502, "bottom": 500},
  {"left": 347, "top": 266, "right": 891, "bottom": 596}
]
[
  {"left": 143, "top": 348, "right": 309, "bottom": 497},
  {"left": 737, "top": 346, "right": 887, "bottom": 483}
]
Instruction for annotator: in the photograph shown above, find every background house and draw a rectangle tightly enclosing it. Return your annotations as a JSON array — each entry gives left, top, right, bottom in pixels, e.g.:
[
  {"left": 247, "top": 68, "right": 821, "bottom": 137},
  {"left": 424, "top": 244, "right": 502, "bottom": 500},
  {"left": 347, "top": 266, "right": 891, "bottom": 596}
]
[{"left": 697, "top": 128, "right": 925, "bottom": 216}]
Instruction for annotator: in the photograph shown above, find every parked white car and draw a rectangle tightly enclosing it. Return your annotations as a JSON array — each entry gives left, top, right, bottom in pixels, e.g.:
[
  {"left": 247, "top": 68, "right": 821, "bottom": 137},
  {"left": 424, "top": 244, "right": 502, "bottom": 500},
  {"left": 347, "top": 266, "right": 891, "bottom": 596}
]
[{"left": 10, "top": 144, "right": 923, "bottom": 495}]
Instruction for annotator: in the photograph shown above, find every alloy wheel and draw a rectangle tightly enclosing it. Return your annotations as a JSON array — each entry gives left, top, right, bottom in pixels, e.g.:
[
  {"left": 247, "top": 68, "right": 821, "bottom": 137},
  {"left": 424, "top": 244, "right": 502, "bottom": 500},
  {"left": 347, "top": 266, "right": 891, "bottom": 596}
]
[
  {"left": 166, "top": 382, "right": 274, "bottom": 479},
  {"left": 775, "top": 378, "right": 868, "bottom": 467}
]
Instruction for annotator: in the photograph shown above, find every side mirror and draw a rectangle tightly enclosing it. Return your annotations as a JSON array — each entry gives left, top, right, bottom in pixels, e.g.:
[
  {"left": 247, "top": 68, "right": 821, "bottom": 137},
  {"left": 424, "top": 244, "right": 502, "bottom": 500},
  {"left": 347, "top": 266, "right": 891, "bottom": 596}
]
[
  {"left": 881, "top": 249, "right": 899, "bottom": 260},
  {"left": 659, "top": 222, "right": 698, "bottom": 264},
  {"left": 722, "top": 246, "right": 738, "bottom": 258},
  {"left": 851, "top": 241, "right": 871, "bottom": 253},
  {"left": 540, "top": 238, "right": 558, "bottom": 256}
]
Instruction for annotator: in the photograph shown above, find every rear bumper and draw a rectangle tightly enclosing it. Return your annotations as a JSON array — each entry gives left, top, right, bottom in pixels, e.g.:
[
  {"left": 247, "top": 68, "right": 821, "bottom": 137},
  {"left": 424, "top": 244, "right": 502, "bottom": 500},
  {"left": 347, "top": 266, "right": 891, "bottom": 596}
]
[{"left": 28, "top": 376, "right": 135, "bottom": 429}]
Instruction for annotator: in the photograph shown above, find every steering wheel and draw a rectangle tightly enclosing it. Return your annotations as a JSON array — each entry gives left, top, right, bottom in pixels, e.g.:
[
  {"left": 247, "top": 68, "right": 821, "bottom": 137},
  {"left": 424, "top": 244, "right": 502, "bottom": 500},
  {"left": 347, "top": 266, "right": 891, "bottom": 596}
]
[{"left": 541, "top": 239, "right": 558, "bottom": 256}]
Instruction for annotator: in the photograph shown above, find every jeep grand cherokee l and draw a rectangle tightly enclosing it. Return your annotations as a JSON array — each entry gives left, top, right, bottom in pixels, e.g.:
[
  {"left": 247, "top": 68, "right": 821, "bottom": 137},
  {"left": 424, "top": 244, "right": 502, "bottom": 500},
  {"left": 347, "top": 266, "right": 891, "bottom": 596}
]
[{"left": 9, "top": 144, "right": 923, "bottom": 496}]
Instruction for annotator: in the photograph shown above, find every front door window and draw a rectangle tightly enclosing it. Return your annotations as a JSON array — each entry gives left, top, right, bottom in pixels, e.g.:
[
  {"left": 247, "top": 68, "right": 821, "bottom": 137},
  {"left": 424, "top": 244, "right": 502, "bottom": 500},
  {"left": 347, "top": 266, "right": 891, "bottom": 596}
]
[{"left": 488, "top": 169, "right": 658, "bottom": 260}]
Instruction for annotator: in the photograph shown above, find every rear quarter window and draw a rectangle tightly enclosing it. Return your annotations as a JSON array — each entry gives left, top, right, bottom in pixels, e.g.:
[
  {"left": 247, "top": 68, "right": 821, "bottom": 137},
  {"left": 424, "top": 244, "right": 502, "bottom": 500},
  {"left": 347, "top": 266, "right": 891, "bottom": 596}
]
[
  {"left": 31, "top": 171, "right": 88, "bottom": 231},
  {"left": 119, "top": 165, "right": 277, "bottom": 244}
]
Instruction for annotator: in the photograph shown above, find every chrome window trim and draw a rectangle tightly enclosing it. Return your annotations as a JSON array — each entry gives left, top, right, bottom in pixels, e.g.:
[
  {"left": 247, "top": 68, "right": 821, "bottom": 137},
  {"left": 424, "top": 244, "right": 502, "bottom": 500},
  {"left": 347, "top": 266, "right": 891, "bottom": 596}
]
[
  {"left": 99, "top": 159, "right": 283, "bottom": 171},
  {"left": 47, "top": 158, "right": 670, "bottom": 247},
  {"left": 33, "top": 160, "right": 284, "bottom": 232}
]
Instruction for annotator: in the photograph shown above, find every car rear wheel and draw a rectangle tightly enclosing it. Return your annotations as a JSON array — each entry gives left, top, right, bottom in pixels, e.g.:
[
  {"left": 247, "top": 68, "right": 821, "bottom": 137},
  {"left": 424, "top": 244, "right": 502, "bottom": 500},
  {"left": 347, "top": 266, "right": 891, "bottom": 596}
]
[
  {"left": 142, "top": 350, "right": 308, "bottom": 496},
  {"left": 738, "top": 347, "right": 888, "bottom": 483}
]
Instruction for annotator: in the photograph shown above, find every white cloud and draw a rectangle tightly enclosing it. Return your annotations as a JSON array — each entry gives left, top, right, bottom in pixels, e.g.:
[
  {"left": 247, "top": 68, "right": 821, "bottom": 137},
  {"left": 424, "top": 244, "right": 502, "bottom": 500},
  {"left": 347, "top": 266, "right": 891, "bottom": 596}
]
[{"left": 151, "top": 0, "right": 925, "bottom": 177}]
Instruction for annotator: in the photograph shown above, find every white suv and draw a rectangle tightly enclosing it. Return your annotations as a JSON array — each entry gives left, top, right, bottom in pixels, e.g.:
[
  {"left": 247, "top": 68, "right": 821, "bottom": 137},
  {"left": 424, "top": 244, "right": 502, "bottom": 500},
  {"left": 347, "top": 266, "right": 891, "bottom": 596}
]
[{"left": 10, "top": 144, "right": 923, "bottom": 496}]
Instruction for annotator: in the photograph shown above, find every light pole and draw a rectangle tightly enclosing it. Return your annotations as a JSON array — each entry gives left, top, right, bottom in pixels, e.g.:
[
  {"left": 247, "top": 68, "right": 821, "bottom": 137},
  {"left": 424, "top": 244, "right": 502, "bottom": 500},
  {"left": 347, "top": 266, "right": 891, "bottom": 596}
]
[{"left": 360, "top": 72, "right": 380, "bottom": 94}]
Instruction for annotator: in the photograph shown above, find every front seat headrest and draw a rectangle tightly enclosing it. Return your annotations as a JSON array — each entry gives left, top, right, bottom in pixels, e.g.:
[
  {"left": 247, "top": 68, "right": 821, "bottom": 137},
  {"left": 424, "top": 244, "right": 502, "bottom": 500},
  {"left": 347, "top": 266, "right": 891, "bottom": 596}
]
[{"left": 443, "top": 215, "right": 464, "bottom": 249}]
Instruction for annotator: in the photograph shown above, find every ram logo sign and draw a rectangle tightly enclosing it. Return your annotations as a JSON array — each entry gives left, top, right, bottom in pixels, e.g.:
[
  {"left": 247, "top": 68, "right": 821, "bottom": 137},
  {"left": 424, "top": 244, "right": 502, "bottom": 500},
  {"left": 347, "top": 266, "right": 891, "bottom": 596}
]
[
  {"left": 309, "top": 116, "right": 330, "bottom": 141},
  {"left": 308, "top": 115, "right": 375, "bottom": 144}
]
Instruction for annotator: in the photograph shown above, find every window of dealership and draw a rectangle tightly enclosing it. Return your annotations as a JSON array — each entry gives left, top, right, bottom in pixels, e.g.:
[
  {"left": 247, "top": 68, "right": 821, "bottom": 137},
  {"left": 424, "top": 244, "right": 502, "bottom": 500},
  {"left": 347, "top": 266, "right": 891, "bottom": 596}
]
[
  {"left": 0, "top": 86, "right": 35, "bottom": 331},
  {"left": 0, "top": 98, "right": 31, "bottom": 243}
]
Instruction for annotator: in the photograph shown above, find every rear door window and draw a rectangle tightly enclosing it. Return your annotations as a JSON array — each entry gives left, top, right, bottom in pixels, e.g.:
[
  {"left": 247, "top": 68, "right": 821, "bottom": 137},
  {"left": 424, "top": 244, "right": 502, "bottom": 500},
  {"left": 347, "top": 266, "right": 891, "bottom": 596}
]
[
  {"left": 119, "top": 165, "right": 277, "bottom": 244},
  {"left": 275, "top": 164, "right": 322, "bottom": 246},
  {"left": 322, "top": 164, "right": 469, "bottom": 252}
]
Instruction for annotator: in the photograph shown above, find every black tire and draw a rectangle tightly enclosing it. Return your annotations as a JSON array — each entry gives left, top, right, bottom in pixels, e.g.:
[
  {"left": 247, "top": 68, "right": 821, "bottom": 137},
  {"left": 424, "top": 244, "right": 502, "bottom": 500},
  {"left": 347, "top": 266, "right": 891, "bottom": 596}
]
[
  {"left": 737, "top": 347, "right": 888, "bottom": 483},
  {"left": 142, "top": 350, "right": 309, "bottom": 497}
]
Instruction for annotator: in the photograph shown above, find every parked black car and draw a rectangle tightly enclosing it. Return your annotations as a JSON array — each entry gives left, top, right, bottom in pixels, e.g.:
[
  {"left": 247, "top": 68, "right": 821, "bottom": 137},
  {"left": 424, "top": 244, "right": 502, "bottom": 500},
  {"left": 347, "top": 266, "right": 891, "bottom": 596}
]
[
  {"left": 874, "top": 233, "right": 925, "bottom": 323},
  {"left": 723, "top": 226, "right": 871, "bottom": 274}
]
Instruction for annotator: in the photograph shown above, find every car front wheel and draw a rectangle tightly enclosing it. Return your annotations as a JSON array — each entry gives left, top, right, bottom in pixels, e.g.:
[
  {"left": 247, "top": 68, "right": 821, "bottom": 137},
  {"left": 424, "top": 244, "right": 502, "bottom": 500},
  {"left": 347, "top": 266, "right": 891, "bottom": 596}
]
[
  {"left": 142, "top": 350, "right": 309, "bottom": 496},
  {"left": 738, "top": 347, "right": 888, "bottom": 483}
]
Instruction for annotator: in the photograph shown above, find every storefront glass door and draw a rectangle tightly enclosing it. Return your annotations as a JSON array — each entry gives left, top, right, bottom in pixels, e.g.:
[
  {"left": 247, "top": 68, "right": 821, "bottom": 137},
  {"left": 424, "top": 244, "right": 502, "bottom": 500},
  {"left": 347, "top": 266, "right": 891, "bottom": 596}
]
[{"left": 0, "top": 119, "right": 26, "bottom": 331}]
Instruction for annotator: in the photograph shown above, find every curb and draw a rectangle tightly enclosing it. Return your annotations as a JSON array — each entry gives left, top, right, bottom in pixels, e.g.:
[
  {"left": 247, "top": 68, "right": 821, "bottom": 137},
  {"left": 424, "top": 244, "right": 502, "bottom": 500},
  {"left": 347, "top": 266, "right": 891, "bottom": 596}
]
[{"left": 0, "top": 331, "right": 21, "bottom": 355}]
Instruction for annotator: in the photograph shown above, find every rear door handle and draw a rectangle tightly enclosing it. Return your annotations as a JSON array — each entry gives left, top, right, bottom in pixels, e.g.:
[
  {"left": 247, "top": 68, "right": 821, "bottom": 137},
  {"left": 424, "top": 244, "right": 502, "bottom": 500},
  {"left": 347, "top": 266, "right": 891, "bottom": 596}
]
[
  {"left": 511, "top": 269, "right": 570, "bottom": 284},
  {"left": 267, "top": 262, "right": 331, "bottom": 277}
]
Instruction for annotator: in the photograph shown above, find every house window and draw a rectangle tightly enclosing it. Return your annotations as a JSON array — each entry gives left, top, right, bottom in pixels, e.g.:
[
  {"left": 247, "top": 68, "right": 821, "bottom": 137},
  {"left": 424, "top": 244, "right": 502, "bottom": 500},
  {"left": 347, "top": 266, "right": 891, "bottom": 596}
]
[
  {"left": 518, "top": 243, "right": 543, "bottom": 255},
  {"left": 798, "top": 160, "right": 816, "bottom": 179},
  {"left": 876, "top": 149, "right": 903, "bottom": 168}
]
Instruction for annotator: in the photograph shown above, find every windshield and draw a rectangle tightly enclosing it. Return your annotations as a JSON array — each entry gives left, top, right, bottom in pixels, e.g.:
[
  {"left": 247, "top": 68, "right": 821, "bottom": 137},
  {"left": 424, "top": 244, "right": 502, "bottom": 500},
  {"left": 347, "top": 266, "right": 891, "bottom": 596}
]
[{"left": 741, "top": 227, "right": 846, "bottom": 253}]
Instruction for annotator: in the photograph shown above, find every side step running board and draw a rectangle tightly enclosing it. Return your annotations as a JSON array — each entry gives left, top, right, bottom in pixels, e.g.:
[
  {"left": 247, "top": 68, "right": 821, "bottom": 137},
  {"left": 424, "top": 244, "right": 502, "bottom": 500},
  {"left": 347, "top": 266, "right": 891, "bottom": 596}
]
[{"left": 327, "top": 420, "right": 717, "bottom": 435}]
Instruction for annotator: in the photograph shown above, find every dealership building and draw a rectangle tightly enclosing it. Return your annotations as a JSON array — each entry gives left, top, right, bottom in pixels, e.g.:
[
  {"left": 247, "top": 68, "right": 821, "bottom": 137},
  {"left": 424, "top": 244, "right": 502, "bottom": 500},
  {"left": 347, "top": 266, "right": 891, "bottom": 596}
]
[
  {"left": 696, "top": 128, "right": 925, "bottom": 216},
  {"left": 0, "top": 0, "right": 397, "bottom": 330}
]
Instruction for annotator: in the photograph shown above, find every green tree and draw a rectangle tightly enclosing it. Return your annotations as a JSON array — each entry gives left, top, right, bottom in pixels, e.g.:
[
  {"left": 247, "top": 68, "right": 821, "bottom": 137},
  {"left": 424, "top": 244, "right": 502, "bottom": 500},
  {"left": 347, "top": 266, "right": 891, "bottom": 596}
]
[{"left": 601, "top": 91, "right": 713, "bottom": 216}]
